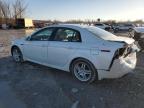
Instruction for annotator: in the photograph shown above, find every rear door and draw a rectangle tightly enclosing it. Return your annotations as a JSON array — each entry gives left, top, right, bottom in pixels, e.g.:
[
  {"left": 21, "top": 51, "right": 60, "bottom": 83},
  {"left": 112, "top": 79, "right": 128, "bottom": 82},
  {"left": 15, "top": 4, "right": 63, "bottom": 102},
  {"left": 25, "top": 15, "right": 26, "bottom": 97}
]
[{"left": 47, "top": 27, "right": 81, "bottom": 67}]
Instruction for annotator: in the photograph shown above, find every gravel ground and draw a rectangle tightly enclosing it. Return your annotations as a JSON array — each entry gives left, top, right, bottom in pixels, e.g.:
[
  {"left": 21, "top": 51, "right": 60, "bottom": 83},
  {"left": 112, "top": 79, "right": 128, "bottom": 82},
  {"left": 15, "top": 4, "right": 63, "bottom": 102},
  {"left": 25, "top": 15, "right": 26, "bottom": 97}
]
[{"left": 0, "top": 29, "right": 144, "bottom": 108}]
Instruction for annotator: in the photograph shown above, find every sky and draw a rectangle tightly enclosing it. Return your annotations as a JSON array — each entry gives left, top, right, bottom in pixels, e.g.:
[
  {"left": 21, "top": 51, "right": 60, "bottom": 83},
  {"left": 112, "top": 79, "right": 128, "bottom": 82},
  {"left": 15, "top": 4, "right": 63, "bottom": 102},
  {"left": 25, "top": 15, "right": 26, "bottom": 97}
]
[{"left": 24, "top": 0, "right": 144, "bottom": 21}]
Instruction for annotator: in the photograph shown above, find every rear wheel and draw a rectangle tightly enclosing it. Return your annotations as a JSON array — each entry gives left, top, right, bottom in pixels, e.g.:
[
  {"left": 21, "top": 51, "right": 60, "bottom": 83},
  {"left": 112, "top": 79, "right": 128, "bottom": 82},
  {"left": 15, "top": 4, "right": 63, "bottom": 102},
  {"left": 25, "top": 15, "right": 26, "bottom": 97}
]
[
  {"left": 70, "top": 59, "right": 98, "bottom": 83},
  {"left": 12, "top": 47, "right": 24, "bottom": 63}
]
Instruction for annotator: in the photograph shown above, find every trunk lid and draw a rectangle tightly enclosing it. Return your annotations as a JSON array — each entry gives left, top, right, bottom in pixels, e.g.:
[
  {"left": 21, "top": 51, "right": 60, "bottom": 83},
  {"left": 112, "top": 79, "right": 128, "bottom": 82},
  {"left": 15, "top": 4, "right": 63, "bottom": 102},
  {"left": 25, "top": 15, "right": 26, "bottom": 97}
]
[{"left": 107, "top": 36, "right": 135, "bottom": 45}]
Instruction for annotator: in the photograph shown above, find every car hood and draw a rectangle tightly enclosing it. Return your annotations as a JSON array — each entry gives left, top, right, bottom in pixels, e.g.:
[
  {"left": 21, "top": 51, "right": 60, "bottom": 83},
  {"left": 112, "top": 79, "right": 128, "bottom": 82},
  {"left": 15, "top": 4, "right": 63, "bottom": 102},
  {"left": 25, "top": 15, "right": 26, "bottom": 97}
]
[
  {"left": 11, "top": 37, "right": 26, "bottom": 45},
  {"left": 107, "top": 36, "right": 135, "bottom": 44}
]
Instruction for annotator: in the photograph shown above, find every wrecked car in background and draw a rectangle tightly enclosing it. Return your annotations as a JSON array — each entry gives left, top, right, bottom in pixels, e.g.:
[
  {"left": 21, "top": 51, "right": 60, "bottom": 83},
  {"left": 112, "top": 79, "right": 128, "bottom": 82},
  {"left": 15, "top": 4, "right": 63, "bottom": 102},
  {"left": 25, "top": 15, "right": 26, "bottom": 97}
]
[
  {"left": 11, "top": 24, "right": 139, "bottom": 83},
  {"left": 132, "top": 27, "right": 144, "bottom": 50}
]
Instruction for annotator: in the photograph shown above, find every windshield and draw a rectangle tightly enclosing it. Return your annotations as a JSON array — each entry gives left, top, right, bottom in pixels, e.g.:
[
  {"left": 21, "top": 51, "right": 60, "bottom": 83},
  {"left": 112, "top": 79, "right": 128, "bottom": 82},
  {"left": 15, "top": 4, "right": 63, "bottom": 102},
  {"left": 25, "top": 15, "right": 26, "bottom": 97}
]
[{"left": 85, "top": 26, "right": 117, "bottom": 40}]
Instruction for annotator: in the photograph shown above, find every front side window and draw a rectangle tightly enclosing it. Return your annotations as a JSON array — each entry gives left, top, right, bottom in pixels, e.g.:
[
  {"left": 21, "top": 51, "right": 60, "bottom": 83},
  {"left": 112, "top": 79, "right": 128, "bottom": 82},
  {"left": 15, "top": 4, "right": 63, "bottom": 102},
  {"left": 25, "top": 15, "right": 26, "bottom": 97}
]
[
  {"left": 53, "top": 28, "right": 81, "bottom": 42},
  {"left": 30, "top": 28, "right": 54, "bottom": 41}
]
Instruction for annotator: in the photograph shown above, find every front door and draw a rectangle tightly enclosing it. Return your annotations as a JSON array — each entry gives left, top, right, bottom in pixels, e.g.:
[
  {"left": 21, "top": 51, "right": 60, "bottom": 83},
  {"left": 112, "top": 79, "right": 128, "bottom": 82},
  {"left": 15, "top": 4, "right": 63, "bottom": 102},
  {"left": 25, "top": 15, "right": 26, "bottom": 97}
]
[{"left": 23, "top": 27, "right": 55, "bottom": 63}]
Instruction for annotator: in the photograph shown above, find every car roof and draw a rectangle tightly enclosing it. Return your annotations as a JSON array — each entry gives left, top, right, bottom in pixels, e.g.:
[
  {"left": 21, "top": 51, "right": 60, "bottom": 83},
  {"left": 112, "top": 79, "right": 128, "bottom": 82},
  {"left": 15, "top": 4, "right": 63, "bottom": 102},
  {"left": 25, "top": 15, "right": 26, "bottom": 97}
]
[{"left": 46, "top": 24, "right": 89, "bottom": 29}]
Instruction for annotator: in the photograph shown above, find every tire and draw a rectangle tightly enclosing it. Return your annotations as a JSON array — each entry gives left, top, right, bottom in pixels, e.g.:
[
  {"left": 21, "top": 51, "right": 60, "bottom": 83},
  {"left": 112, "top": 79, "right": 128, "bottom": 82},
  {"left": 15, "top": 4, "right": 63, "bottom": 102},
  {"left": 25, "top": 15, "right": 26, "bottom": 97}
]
[
  {"left": 12, "top": 47, "right": 24, "bottom": 63},
  {"left": 70, "top": 58, "right": 98, "bottom": 83}
]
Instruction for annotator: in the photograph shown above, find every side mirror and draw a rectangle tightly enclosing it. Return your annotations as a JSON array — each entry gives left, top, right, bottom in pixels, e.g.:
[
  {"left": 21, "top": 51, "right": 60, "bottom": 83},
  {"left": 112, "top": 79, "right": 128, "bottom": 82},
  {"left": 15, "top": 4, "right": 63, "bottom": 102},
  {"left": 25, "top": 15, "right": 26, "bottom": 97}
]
[{"left": 26, "top": 36, "right": 31, "bottom": 41}]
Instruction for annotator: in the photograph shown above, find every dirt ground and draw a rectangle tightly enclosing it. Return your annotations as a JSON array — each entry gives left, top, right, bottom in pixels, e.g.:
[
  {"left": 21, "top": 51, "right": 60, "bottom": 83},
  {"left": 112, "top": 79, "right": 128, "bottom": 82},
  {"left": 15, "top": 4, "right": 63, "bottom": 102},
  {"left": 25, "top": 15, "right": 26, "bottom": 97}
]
[{"left": 0, "top": 29, "right": 144, "bottom": 108}]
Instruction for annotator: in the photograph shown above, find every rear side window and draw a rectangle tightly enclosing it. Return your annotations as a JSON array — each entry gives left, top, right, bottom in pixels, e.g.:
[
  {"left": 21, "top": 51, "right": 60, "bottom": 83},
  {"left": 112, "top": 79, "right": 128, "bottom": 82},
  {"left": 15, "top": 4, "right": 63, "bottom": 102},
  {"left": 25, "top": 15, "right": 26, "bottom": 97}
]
[{"left": 53, "top": 28, "right": 81, "bottom": 42}]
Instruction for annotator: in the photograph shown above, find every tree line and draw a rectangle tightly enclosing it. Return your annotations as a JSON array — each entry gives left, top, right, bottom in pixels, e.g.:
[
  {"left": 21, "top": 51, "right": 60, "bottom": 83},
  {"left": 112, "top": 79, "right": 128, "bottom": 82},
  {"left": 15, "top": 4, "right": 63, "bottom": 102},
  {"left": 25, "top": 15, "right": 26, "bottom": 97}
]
[{"left": 0, "top": 0, "right": 27, "bottom": 23}]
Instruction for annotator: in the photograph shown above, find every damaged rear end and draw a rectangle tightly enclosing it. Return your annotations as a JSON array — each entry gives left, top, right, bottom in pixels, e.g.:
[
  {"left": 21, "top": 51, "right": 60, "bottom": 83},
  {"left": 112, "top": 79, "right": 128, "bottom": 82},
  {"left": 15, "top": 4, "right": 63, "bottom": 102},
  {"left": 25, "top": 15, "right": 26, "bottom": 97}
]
[
  {"left": 99, "top": 37, "right": 139, "bottom": 79},
  {"left": 85, "top": 26, "right": 139, "bottom": 79}
]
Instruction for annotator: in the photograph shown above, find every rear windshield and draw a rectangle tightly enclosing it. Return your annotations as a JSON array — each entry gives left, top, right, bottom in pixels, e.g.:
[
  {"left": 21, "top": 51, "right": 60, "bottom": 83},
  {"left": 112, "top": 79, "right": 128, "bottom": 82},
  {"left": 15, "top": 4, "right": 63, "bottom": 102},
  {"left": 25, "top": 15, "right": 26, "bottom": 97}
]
[{"left": 85, "top": 26, "right": 117, "bottom": 40}]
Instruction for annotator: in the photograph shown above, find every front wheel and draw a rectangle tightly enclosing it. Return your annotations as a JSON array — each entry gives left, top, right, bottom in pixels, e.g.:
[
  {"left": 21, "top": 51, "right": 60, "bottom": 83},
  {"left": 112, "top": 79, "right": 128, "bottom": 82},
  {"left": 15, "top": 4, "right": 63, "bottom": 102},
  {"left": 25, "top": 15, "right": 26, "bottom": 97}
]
[
  {"left": 70, "top": 59, "right": 98, "bottom": 83},
  {"left": 12, "top": 47, "right": 24, "bottom": 63}
]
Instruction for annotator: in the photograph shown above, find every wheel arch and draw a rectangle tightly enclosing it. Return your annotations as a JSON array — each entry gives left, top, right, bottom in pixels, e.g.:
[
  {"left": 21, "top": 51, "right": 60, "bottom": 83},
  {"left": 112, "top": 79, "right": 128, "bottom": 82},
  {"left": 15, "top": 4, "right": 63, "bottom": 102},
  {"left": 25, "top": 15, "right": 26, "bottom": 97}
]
[
  {"left": 11, "top": 45, "right": 21, "bottom": 55},
  {"left": 69, "top": 57, "right": 99, "bottom": 81},
  {"left": 69, "top": 57, "right": 97, "bottom": 72}
]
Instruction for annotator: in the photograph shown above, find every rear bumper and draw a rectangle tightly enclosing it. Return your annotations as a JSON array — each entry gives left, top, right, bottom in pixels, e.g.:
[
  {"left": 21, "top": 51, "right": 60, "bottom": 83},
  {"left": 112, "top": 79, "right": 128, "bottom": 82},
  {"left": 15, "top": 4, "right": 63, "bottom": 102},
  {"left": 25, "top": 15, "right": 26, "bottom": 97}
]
[{"left": 97, "top": 52, "right": 137, "bottom": 80}]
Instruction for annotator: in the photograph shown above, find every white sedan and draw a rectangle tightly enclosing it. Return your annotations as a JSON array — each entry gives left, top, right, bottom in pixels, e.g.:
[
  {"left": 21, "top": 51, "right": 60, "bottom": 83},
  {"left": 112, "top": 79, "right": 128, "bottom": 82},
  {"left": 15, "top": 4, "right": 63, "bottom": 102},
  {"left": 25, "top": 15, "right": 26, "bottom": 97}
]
[{"left": 11, "top": 24, "right": 139, "bottom": 83}]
